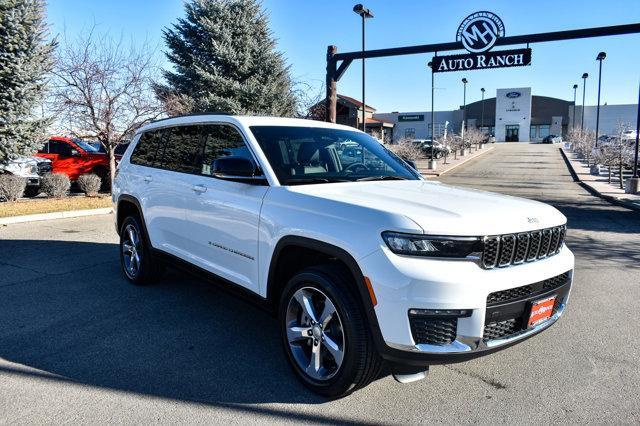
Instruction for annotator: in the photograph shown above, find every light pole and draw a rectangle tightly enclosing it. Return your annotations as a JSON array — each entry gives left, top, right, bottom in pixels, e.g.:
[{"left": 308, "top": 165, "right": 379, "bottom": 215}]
[
  {"left": 629, "top": 81, "right": 639, "bottom": 194},
  {"left": 594, "top": 52, "right": 606, "bottom": 148},
  {"left": 480, "top": 88, "right": 486, "bottom": 130},
  {"left": 581, "top": 73, "right": 588, "bottom": 134},
  {"left": 461, "top": 78, "right": 468, "bottom": 140},
  {"left": 572, "top": 84, "right": 578, "bottom": 129},
  {"left": 428, "top": 61, "right": 436, "bottom": 169},
  {"left": 353, "top": 4, "right": 373, "bottom": 133}
]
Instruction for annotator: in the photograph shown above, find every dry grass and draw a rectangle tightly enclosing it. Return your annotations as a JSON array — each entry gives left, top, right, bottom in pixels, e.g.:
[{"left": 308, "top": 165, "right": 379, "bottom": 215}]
[{"left": 0, "top": 196, "right": 111, "bottom": 218}]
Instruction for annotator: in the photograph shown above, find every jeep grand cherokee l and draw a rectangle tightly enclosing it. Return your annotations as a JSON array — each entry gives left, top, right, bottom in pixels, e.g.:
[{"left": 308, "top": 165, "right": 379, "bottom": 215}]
[{"left": 113, "top": 115, "right": 574, "bottom": 397}]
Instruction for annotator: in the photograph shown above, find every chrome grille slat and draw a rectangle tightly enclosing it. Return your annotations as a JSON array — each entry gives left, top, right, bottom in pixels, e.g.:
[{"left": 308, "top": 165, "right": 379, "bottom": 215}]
[
  {"left": 498, "top": 234, "right": 516, "bottom": 267},
  {"left": 482, "top": 226, "right": 566, "bottom": 269}
]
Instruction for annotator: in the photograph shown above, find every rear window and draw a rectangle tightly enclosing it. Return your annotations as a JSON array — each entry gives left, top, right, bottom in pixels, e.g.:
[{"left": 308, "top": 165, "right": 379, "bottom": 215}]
[{"left": 129, "top": 131, "right": 161, "bottom": 167}]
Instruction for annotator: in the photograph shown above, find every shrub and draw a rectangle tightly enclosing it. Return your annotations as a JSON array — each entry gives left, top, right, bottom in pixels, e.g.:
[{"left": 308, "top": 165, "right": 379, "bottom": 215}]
[
  {"left": 387, "top": 138, "right": 423, "bottom": 161},
  {"left": 41, "top": 173, "right": 70, "bottom": 198},
  {"left": 77, "top": 174, "right": 102, "bottom": 196},
  {"left": 0, "top": 174, "right": 27, "bottom": 201}
]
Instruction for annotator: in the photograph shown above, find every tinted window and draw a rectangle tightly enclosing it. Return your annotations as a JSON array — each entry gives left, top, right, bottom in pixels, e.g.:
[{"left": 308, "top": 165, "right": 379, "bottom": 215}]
[
  {"left": 199, "top": 124, "right": 253, "bottom": 176},
  {"left": 155, "top": 126, "right": 202, "bottom": 174},
  {"left": 130, "top": 131, "right": 161, "bottom": 167},
  {"left": 48, "top": 140, "right": 73, "bottom": 156},
  {"left": 250, "top": 126, "right": 420, "bottom": 185}
]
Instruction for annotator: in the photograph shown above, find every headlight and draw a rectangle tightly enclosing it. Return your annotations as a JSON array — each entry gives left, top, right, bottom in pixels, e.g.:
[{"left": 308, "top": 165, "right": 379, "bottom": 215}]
[{"left": 381, "top": 231, "right": 482, "bottom": 258}]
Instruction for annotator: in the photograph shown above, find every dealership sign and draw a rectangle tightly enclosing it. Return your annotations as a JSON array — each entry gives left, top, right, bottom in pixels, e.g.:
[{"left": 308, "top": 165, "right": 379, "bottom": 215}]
[
  {"left": 432, "top": 11, "right": 532, "bottom": 73},
  {"left": 398, "top": 114, "right": 425, "bottom": 122}
]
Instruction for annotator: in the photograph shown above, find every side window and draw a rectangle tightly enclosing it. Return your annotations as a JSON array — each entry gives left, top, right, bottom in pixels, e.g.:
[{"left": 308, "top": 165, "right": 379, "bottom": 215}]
[
  {"left": 39, "top": 141, "right": 50, "bottom": 153},
  {"left": 156, "top": 126, "right": 202, "bottom": 174},
  {"left": 48, "top": 140, "right": 72, "bottom": 156},
  {"left": 199, "top": 124, "right": 253, "bottom": 176},
  {"left": 130, "top": 131, "right": 160, "bottom": 167}
]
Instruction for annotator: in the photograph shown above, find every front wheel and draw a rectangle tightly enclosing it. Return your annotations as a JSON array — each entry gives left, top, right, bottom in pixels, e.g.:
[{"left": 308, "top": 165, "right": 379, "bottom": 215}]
[{"left": 279, "top": 265, "right": 382, "bottom": 398}]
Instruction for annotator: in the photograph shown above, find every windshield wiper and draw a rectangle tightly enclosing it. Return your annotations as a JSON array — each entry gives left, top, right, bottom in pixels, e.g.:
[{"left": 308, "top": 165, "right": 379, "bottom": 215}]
[
  {"left": 355, "top": 175, "right": 409, "bottom": 182},
  {"left": 283, "top": 177, "right": 350, "bottom": 185}
]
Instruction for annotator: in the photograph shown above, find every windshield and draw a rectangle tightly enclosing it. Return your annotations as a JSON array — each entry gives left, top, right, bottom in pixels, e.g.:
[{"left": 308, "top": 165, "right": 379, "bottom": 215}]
[
  {"left": 73, "top": 139, "right": 101, "bottom": 153},
  {"left": 249, "top": 126, "right": 421, "bottom": 185}
]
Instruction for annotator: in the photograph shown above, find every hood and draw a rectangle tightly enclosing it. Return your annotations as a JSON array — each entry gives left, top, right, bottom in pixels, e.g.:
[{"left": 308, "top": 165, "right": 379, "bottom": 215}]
[{"left": 288, "top": 180, "right": 566, "bottom": 236}]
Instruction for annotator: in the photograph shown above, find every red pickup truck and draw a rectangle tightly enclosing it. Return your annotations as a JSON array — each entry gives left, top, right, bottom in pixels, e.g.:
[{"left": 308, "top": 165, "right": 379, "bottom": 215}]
[{"left": 36, "top": 137, "right": 121, "bottom": 182}]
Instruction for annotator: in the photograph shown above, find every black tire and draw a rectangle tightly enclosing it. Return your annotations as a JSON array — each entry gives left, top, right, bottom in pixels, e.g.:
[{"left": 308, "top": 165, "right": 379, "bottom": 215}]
[
  {"left": 279, "top": 264, "right": 383, "bottom": 398},
  {"left": 435, "top": 151, "right": 443, "bottom": 160},
  {"left": 24, "top": 186, "right": 40, "bottom": 198},
  {"left": 119, "top": 216, "right": 163, "bottom": 285},
  {"left": 93, "top": 167, "right": 110, "bottom": 192}
]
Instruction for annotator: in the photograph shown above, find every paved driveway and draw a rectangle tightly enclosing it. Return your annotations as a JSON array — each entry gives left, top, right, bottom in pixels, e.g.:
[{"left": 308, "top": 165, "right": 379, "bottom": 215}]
[{"left": 0, "top": 143, "right": 638, "bottom": 424}]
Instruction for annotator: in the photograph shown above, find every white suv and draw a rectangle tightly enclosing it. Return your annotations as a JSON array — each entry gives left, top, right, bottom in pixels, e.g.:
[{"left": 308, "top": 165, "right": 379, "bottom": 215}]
[{"left": 113, "top": 114, "right": 574, "bottom": 397}]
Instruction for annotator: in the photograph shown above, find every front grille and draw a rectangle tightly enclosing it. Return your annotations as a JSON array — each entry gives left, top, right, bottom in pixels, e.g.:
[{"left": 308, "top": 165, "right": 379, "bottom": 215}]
[
  {"left": 482, "top": 225, "right": 566, "bottom": 269},
  {"left": 486, "top": 272, "right": 570, "bottom": 306},
  {"left": 483, "top": 318, "right": 523, "bottom": 340},
  {"left": 409, "top": 317, "right": 457, "bottom": 345}
]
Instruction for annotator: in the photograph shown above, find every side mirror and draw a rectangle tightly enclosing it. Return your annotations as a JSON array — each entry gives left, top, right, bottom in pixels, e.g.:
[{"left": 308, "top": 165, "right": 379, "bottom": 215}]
[{"left": 212, "top": 156, "right": 266, "bottom": 183}]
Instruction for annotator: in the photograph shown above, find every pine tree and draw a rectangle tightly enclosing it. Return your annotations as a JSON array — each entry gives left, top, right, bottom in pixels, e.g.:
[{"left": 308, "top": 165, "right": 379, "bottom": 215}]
[
  {"left": 0, "top": 0, "right": 55, "bottom": 163},
  {"left": 158, "top": 0, "right": 297, "bottom": 117}
]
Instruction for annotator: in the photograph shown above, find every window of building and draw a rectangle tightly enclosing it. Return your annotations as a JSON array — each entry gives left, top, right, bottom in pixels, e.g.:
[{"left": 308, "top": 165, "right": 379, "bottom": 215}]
[
  {"left": 538, "top": 125, "right": 550, "bottom": 138},
  {"left": 530, "top": 126, "right": 537, "bottom": 139},
  {"left": 404, "top": 128, "right": 416, "bottom": 139},
  {"left": 427, "top": 123, "right": 446, "bottom": 138}
]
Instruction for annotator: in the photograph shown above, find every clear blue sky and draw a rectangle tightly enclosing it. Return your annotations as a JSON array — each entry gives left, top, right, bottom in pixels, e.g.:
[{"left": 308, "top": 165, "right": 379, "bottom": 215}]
[{"left": 47, "top": 0, "right": 640, "bottom": 112}]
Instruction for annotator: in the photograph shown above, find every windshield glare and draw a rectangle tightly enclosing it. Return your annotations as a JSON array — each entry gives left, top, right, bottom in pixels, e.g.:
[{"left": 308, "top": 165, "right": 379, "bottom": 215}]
[
  {"left": 73, "top": 139, "right": 100, "bottom": 153},
  {"left": 249, "top": 126, "right": 421, "bottom": 185}
]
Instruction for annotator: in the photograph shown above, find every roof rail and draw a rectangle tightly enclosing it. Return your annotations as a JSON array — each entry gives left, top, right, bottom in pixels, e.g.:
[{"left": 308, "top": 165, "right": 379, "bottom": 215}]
[{"left": 146, "top": 111, "right": 235, "bottom": 125}]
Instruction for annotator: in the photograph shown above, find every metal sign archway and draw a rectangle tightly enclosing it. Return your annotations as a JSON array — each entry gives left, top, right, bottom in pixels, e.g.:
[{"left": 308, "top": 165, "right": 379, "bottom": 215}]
[{"left": 325, "top": 22, "right": 640, "bottom": 123}]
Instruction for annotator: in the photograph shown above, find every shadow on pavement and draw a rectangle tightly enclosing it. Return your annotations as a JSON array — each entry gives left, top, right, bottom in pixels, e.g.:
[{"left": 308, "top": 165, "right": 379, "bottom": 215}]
[{"left": 0, "top": 240, "right": 366, "bottom": 420}]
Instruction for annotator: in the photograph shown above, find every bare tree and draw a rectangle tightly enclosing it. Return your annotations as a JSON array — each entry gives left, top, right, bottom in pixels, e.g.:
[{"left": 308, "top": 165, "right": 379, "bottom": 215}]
[
  {"left": 293, "top": 80, "right": 326, "bottom": 120},
  {"left": 465, "top": 127, "right": 485, "bottom": 151},
  {"left": 386, "top": 138, "right": 423, "bottom": 162},
  {"left": 49, "top": 28, "right": 162, "bottom": 190}
]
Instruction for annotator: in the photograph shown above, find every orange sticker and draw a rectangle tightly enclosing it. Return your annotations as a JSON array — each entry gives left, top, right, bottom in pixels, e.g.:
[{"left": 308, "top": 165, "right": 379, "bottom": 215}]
[{"left": 528, "top": 296, "right": 556, "bottom": 327}]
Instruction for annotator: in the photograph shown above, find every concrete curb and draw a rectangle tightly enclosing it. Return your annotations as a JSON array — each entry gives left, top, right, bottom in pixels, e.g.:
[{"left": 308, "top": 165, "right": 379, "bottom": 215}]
[
  {"left": 0, "top": 207, "right": 113, "bottom": 225},
  {"left": 559, "top": 147, "right": 640, "bottom": 212},
  {"left": 422, "top": 146, "right": 495, "bottom": 177}
]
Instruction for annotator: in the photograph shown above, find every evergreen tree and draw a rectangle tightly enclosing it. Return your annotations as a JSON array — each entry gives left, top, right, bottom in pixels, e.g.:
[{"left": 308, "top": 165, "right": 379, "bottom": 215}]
[
  {"left": 0, "top": 0, "right": 55, "bottom": 163},
  {"left": 158, "top": 0, "right": 297, "bottom": 116}
]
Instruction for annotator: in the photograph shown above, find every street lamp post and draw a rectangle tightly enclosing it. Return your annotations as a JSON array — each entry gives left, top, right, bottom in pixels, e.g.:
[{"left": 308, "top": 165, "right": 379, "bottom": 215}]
[
  {"left": 628, "top": 81, "right": 640, "bottom": 194},
  {"left": 428, "top": 61, "right": 436, "bottom": 170},
  {"left": 581, "top": 73, "right": 588, "bottom": 134},
  {"left": 461, "top": 78, "right": 468, "bottom": 139},
  {"left": 572, "top": 84, "right": 578, "bottom": 129},
  {"left": 594, "top": 52, "right": 606, "bottom": 148},
  {"left": 480, "top": 87, "right": 486, "bottom": 130},
  {"left": 353, "top": 4, "right": 374, "bottom": 133}
]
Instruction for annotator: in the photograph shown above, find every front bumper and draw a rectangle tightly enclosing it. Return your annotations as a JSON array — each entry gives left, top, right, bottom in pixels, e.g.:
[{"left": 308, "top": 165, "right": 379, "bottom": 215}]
[{"left": 358, "top": 245, "right": 574, "bottom": 365}]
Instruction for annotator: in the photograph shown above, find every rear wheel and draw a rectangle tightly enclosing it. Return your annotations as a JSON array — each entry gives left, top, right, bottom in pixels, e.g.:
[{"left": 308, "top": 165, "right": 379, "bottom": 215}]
[
  {"left": 119, "top": 216, "right": 163, "bottom": 285},
  {"left": 279, "top": 265, "right": 382, "bottom": 398}
]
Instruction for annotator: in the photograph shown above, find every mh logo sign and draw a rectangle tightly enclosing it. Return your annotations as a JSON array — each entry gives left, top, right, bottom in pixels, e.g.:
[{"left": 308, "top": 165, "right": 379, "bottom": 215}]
[{"left": 457, "top": 11, "right": 505, "bottom": 53}]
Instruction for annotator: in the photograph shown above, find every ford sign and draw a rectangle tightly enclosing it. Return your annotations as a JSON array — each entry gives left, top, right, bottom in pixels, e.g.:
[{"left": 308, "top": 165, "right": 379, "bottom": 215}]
[{"left": 506, "top": 91, "right": 521, "bottom": 98}]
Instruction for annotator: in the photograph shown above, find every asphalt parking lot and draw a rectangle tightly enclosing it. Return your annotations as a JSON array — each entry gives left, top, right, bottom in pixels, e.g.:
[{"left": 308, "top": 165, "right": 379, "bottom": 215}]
[{"left": 1, "top": 143, "right": 639, "bottom": 424}]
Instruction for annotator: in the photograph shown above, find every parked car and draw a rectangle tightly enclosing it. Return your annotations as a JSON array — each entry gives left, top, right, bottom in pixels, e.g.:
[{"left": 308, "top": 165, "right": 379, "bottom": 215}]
[
  {"left": 483, "top": 134, "right": 496, "bottom": 144},
  {"left": 113, "top": 115, "right": 574, "bottom": 398},
  {"left": 0, "top": 155, "right": 52, "bottom": 197},
  {"left": 542, "top": 135, "right": 563, "bottom": 144},
  {"left": 410, "top": 139, "right": 451, "bottom": 159},
  {"left": 36, "top": 137, "right": 121, "bottom": 182}
]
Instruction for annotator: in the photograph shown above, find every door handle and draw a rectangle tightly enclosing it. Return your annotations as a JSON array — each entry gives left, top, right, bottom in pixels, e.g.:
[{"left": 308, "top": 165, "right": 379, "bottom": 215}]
[
  {"left": 192, "top": 184, "right": 207, "bottom": 194},
  {"left": 143, "top": 175, "right": 153, "bottom": 183}
]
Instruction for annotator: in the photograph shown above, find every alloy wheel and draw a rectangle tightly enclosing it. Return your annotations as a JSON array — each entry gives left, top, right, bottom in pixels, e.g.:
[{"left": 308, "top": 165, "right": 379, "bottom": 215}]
[
  {"left": 122, "top": 224, "right": 142, "bottom": 279},
  {"left": 285, "top": 286, "right": 345, "bottom": 381}
]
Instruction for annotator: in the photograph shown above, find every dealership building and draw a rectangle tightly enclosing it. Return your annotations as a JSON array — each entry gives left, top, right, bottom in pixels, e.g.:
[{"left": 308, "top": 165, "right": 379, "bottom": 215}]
[{"left": 372, "top": 87, "right": 639, "bottom": 143}]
